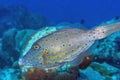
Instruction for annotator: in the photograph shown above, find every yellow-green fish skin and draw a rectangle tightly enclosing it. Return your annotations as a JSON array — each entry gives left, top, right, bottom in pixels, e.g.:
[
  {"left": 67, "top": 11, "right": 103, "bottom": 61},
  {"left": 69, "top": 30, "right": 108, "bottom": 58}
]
[{"left": 20, "top": 28, "right": 95, "bottom": 69}]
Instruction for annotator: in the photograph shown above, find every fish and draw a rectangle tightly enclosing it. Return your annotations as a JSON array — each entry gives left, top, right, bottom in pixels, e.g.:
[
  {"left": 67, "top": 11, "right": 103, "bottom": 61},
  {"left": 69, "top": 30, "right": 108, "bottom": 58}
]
[{"left": 19, "top": 22, "right": 120, "bottom": 69}]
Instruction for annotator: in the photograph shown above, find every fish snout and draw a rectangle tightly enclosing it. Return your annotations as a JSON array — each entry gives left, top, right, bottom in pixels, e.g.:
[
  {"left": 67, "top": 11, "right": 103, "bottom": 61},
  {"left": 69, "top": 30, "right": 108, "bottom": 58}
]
[{"left": 18, "top": 57, "right": 33, "bottom": 67}]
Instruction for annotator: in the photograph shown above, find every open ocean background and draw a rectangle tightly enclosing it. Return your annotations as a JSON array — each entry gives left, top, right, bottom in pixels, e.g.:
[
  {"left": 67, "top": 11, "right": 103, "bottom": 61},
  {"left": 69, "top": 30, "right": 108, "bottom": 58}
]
[{"left": 1, "top": 0, "right": 120, "bottom": 28}]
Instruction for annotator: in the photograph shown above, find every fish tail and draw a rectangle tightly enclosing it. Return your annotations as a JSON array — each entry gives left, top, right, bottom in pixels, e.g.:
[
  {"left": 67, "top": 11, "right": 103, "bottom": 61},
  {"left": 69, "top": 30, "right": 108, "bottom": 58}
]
[{"left": 94, "top": 22, "right": 120, "bottom": 39}]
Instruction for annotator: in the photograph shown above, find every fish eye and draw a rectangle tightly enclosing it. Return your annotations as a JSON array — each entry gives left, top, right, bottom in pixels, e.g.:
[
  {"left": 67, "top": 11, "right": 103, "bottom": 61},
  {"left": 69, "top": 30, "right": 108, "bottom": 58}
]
[{"left": 34, "top": 45, "right": 40, "bottom": 49}]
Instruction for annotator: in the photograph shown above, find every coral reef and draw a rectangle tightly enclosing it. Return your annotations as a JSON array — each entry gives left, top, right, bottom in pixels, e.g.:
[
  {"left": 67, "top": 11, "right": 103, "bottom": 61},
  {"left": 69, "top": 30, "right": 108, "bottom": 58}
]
[
  {"left": 90, "top": 62, "right": 119, "bottom": 80},
  {"left": 90, "top": 31, "right": 120, "bottom": 69},
  {"left": 79, "top": 62, "right": 120, "bottom": 80},
  {"left": 0, "top": 5, "right": 48, "bottom": 37},
  {"left": 1, "top": 29, "right": 18, "bottom": 67},
  {"left": 20, "top": 66, "right": 80, "bottom": 80},
  {"left": 0, "top": 68, "right": 21, "bottom": 80},
  {"left": 1, "top": 24, "right": 119, "bottom": 80},
  {"left": 0, "top": 39, "right": 7, "bottom": 69},
  {"left": 1, "top": 28, "right": 35, "bottom": 68},
  {"left": 15, "top": 29, "right": 35, "bottom": 53},
  {"left": 80, "top": 67, "right": 105, "bottom": 80}
]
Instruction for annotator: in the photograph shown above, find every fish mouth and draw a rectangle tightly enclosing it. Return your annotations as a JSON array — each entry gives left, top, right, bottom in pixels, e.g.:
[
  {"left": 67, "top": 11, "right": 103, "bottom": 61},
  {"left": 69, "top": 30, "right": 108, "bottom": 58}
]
[{"left": 18, "top": 57, "right": 33, "bottom": 67}]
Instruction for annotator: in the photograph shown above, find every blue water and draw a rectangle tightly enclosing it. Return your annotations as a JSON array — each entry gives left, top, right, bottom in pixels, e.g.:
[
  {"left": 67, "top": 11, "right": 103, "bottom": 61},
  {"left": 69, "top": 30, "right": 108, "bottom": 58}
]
[{"left": 0, "top": 0, "right": 120, "bottom": 28}]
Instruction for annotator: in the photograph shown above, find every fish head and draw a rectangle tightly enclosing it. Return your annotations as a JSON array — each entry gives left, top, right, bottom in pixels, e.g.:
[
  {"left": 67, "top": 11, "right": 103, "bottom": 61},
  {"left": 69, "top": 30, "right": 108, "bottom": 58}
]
[{"left": 19, "top": 41, "right": 46, "bottom": 68}]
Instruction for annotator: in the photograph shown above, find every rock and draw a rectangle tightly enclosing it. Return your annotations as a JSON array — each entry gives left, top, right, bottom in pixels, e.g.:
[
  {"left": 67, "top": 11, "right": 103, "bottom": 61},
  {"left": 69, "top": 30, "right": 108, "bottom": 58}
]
[
  {"left": 1, "top": 28, "right": 18, "bottom": 67},
  {"left": 77, "top": 72, "right": 89, "bottom": 80},
  {"left": 80, "top": 67, "right": 105, "bottom": 80},
  {"left": 0, "top": 68, "right": 21, "bottom": 80},
  {"left": 15, "top": 29, "right": 35, "bottom": 53},
  {"left": 12, "top": 61, "right": 20, "bottom": 69},
  {"left": 1, "top": 28, "right": 35, "bottom": 68},
  {"left": 0, "top": 5, "right": 48, "bottom": 37},
  {"left": 0, "top": 40, "right": 7, "bottom": 69}
]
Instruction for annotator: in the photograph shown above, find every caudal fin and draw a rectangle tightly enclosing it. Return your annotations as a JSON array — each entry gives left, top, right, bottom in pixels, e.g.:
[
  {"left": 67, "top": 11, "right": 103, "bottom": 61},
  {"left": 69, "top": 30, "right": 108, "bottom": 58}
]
[{"left": 94, "top": 22, "right": 120, "bottom": 39}]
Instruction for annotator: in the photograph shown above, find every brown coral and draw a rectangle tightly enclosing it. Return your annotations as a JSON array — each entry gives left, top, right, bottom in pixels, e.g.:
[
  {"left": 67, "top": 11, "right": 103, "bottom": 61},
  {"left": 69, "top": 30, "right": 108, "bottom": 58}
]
[
  {"left": 21, "top": 66, "right": 80, "bottom": 80},
  {"left": 22, "top": 68, "right": 48, "bottom": 80}
]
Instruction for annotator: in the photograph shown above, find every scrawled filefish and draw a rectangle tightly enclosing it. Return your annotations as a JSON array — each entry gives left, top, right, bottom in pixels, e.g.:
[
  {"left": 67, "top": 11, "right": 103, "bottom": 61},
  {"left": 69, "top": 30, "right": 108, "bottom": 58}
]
[{"left": 19, "top": 22, "right": 120, "bottom": 69}]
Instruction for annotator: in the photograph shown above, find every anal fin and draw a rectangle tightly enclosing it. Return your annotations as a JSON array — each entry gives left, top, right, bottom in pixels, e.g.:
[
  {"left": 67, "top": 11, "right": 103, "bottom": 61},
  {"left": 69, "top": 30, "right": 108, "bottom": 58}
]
[{"left": 69, "top": 49, "right": 92, "bottom": 67}]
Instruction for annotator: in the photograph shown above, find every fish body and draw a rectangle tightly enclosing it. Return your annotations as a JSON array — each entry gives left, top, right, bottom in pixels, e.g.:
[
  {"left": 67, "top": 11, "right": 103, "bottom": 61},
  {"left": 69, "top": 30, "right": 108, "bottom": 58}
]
[{"left": 19, "top": 22, "right": 120, "bottom": 69}]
